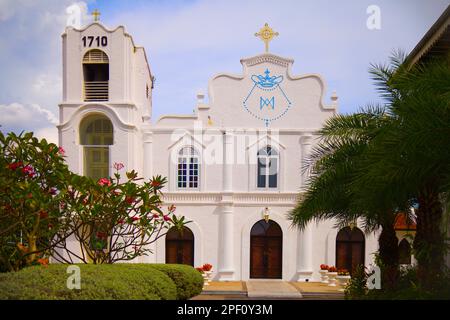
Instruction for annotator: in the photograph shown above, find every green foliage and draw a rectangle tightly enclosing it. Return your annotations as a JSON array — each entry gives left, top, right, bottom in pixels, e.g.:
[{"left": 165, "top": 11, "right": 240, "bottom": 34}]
[
  {"left": 290, "top": 53, "right": 450, "bottom": 291},
  {"left": 345, "top": 265, "right": 368, "bottom": 299},
  {"left": 0, "top": 130, "right": 186, "bottom": 270},
  {"left": 0, "top": 131, "right": 74, "bottom": 272},
  {"left": 0, "top": 264, "right": 189, "bottom": 300},
  {"left": 148, "top": 264, "right": 204, "bottom": 300},
  {"left": 54, "top": 169, "right": 184, "bottom": 264},
  {"left": 346, "top": 266, "right": 450, "bottom": 300}
]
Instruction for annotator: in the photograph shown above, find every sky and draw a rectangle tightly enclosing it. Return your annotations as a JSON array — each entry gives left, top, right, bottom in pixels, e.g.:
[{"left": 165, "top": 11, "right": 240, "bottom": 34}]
[{"left": 0, "top": 0, "right": 449, "bottom": 144}]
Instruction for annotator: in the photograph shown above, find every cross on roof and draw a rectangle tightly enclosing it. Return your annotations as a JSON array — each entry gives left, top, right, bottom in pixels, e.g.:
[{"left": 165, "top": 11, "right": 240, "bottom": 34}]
[
  {"left": 255, "top": 23, "right": 279, "bottom": 53},
  {"left": 92, "top": 9, "right": 101, "bottom": 22}
]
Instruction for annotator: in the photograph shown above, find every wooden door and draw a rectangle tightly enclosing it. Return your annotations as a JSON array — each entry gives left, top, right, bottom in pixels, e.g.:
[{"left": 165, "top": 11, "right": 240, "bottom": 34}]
[
  {"left": 250, "top": 220, "right": 282, "bottom": 279},
  {"left": 165, "top": 227, "right": 194, "bottom": 266},
  {"left": 336, "top": 227, "right": 365, "bottom": 275}
]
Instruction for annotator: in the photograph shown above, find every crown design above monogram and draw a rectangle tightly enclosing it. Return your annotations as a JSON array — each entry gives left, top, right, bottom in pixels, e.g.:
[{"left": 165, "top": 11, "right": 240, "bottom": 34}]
[{"left": 251, "top": 69, "right": 283, "bottom": 88}]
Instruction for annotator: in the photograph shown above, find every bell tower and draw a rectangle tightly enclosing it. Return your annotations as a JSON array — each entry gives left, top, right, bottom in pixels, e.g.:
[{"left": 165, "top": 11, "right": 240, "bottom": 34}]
[{"left": 58, "top": 13, "right": 153, "bottom": 179}]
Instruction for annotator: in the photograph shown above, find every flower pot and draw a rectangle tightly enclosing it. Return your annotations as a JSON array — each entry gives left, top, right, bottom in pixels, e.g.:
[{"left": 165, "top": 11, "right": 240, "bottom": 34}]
[
  {"left": 205, "top": 270, "right": 213, "bottom": 283},
  {"left": 327, "top": 272, "right": 338, "bottom": 286},
  {"left": 319, "top": 270, "right": 329, "bottom": 284},
  {"left": 336, "top": 275, "right": 351, "bottom": 291},
  {"left": 202, "top": 273, "right": 209, "bottom": 286}
]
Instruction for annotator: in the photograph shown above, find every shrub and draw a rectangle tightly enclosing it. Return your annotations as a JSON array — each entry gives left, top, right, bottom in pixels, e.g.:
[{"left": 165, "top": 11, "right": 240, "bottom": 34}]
[
  {"left": 0, "top": 264, "right": 178, "bottom": 300},
  {"left": 0, "top": 131, "right": 74, "bottom": 271},
  {"left": 148, "top": 264, "right": 204, "bottom": 300},
  {"left": 345, "top": 265, "right": 450, "bottom": 300},
  {"left": 345, "top": 265, "right": 368, "bottom": 299}
]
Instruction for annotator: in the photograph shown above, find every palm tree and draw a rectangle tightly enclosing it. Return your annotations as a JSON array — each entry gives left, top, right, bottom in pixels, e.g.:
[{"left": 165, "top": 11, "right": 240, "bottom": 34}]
[
  {"left": 365, "top": 53, "right": 450, "bottom": 289},
  {"left": 291, "top": 52, "right": 450, "bottom": 291},
  {"left": 290, "top": 105, "right": 408, "bottom": 289}
]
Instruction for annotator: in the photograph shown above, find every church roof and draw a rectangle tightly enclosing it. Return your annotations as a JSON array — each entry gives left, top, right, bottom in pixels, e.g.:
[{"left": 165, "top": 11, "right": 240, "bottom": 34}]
[
  {"left": 407, "top": 5, "right": 450, "bottom": 66},
  {"left": 394, "top": 212, "right": 416, "bottom": 231}
]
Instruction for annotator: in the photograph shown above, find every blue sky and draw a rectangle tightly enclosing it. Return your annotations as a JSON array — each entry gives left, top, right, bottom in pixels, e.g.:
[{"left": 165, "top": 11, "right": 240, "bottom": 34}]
[{"left": 0, "top": 0, "right": 449, "bottom": 143}]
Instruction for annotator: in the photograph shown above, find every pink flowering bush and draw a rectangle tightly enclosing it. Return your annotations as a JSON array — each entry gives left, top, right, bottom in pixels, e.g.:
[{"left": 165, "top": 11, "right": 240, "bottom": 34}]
[
  {"left": 53, "top": 164, "right": 186, "bottom": 264},
  {"left": 0, "top": 131, "right": 187, "bottom": 269},
  {"left": 0, "top": 131, "right": 74, "bottom": 272}
]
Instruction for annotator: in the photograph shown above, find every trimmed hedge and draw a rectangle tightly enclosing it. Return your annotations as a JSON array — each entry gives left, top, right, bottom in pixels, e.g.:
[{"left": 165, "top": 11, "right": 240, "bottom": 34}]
[
  {"left": 0, "top": 264, "right": 202, "bottom": 300},
  {"left": 148, "top": 264, "right": 204, "bottom": 300}
]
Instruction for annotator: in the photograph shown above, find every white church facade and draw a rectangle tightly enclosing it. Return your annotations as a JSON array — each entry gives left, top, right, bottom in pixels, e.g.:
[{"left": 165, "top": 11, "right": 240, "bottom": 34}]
[{"left": 58, "top": 20, "right": 384, "bottom": 282}]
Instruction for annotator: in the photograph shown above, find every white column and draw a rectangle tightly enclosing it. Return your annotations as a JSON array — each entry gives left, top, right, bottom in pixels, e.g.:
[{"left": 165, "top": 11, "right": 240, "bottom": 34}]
[
  {"left": 297, "top": 135, "right": 314, "bottom": 281},
  {"left": 223, "top": 131, "right": 233, "bottom": 192},
  {"left": 142, "top": 131, "right": 156, "bottom": 263},
  {"left": 143, "top": 131, "right": 153, "bottom": 181},
  {"left": 218, "top": 131, "right": 234, "bottom": 280}
]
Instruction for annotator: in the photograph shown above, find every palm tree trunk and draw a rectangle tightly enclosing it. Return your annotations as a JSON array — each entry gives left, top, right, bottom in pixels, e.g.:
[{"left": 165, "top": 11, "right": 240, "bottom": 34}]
[
  {"left": 414, "top": 187, "right": 445, "bottom": 290},
  {"left": 379, "top": 220, "right": 399, "bottom": 290}
]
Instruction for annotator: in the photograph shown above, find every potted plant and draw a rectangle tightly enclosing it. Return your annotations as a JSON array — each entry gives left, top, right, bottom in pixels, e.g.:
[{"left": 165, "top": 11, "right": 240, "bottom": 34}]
[
  {"left": 336, "top": 269, "right": 351, "bottom": 291},
  {"left": 327, "top": 266, "right": 338, "bottom": 286},
  {"left": 196, "top": 266, "right": 209, "bottom": 286},
  {"left": 319, "top": 264, "right": 329, "bottom": 283},
  {"left": 202, "top": 263, "right": 213, "bottom": 284}
]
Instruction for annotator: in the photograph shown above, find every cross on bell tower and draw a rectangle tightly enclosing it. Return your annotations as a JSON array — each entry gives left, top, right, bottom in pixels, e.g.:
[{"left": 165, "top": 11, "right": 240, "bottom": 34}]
[
  {"left": 255, "top": 23, "right": 279, "bottom": 53},
  {"left": 92, "top": 9, "right": 101, "bottom": 22}
]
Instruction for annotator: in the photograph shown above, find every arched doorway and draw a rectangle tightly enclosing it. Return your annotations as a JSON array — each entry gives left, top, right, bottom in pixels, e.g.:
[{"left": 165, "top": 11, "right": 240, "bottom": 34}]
[
  {"left": 250, "top": 220, "right": 282, "bottom": 279},
  {"left": 336, "top": 226, "right": 365, "bottom": 275},
  {"left": 80, "top": 114, "right": 113, "bottom": 181},
  {"left": 165, "top": 226, "right": 194, "bottom": 266}
]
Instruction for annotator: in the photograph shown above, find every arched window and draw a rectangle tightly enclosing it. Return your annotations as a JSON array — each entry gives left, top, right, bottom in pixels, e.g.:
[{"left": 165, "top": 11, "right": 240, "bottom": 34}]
[
  {"left": 250, "top": 220, "right": 282, "bottom": 279},
  {"left": 398, "top": 238, "right": 412, "bottom": 265},
  {"left": 257, "top": 146, "right": 278, "bottom": 188},
  {"left": 83, "top": 49, "right": 109, "bottom": 101},
  {"left": 177, "top": 146, "right": 199, "bottom": 189},
  {"left": 80, "top": 114, "right": 113, "bottom": 180},
  {"left": 336, "top": 226, "right": 365, "bottom": 275},
  {"left": 165, "top": 226, "right": 194, "bottom": 266}
]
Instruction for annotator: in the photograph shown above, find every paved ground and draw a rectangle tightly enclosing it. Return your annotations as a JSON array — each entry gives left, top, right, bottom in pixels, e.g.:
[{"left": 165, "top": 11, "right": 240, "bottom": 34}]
[
  {"left": 246, "top": 281, "right": 302, "bottom": 299},
  {"left": 191, "top": 281, "right": 344, "bottom": 300}
]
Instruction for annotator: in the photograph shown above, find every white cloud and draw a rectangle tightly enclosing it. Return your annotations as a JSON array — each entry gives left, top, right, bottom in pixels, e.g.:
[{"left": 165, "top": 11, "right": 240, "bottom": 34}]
[
  {"left": 32, "top": 73, "right": 62, "bottom": 98},
  {"left": 34, "top": 126, "right": 59, "bottom": 144},
  {"left": 0, "top": 102, "right": 58, "bottom": 134}
]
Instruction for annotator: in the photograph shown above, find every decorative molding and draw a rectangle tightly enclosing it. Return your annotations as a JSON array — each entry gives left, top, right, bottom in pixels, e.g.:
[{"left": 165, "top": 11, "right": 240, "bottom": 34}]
[
  {"left": 161, "top": 192, "right": 300, "bottom": 206},
  {"left": 166, "top": 131, "right": 206, "bottom": 150},
  {"left": 241, "top": 53, "right": 294, "bottom": 68},
  {"left": 156, "top": 114, "right": 199, "bottom": 124},
  {"left": 58, "top": 103, "right": 136, "bottom": 132},
  {"left": 246, "top": 133, "right": 286, "bottom": 150}
]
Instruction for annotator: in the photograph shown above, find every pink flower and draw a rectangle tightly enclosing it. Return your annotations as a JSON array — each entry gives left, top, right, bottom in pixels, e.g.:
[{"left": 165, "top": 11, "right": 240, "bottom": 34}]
[
  {"left": 58, "top": 147, "right": 65, "bottom": 156},
  {"left": 113, "top": 162, "right": 124, "bottom": 171},
  {"left": 22, "top": 165, "right": 35, "bottom": 178},
  {"left": 168, "top": 204, "right": 176, "bottom": 213},
  {"left": 131, "top": 216, "right": 140, "bottom": 222},
  {"left": 98, "top": 178, "right": 111, "bottom": 186},
  {"left": 49, "top": 187, "right": 57, "bottom": 195},
  {"left": 152, "top": 213, "right": 159, "bottom": 219},
  {"left": 163, "top": 215, "right": 171, "bottom": 222}
]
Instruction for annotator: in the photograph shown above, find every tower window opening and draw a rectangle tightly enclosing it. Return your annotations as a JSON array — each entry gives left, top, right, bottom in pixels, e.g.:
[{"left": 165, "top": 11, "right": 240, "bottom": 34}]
[{"left": 83, "top": 49, "right": 109, "bottom": 101}]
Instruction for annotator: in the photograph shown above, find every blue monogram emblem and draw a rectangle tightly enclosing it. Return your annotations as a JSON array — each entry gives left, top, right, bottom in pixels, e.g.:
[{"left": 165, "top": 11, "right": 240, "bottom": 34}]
[
  {"left": 260, "top": 97, "right": 275, "bottom": 110},
  {"left": 243, "top": 68, "right": 292, "bottom": 127}
]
